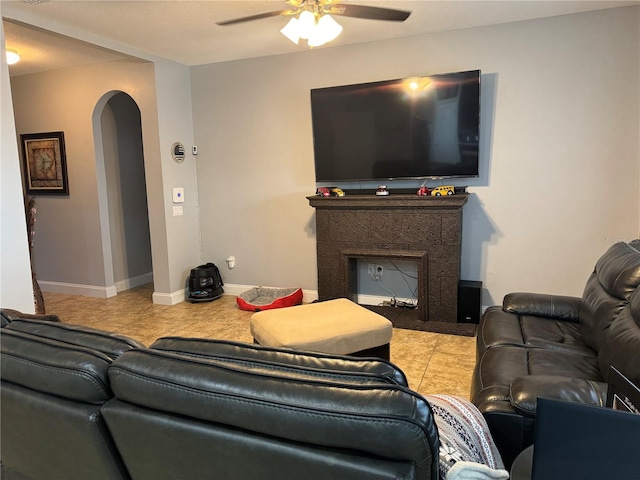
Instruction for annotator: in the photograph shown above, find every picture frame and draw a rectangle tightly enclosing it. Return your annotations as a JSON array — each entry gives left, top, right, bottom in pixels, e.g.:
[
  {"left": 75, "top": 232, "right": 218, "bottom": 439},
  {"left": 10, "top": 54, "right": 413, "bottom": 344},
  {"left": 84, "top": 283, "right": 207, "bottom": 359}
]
[{"left": 21, "top": 131, "right": 69, "bottom": 195}]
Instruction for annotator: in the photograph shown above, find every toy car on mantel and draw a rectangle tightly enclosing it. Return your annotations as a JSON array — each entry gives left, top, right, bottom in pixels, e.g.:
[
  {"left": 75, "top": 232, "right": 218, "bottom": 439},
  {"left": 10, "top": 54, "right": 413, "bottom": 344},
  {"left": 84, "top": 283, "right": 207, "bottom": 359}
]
[
  {"left": 431, "top": 185, "right": 455, "bottom": 196},
  {"left": 316, "top": 187, "right": 331, "bottom": 197}
]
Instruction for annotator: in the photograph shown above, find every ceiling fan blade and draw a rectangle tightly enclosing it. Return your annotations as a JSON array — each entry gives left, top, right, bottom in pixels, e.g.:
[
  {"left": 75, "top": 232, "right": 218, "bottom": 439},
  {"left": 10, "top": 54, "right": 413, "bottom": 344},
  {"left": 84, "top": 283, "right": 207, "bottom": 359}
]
[
  {"left": 216, "top": 10, "right": 290, "bottom": 26},
  {"left": 332, "top": 4, "right": 411, "bottom": 22}
]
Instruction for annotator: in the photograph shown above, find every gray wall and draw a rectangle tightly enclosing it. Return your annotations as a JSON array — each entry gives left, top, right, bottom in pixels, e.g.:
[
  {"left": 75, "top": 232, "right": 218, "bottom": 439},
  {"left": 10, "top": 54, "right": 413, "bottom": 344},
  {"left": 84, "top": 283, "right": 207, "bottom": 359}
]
[
  {"left": 10, "top": 59, "right": 201, "bottom": 302},
  {"left": 4, "top": 6, "right": 639, "bottom": 309},
  {"left": 191, "top": 7, "right": 640, "bottom": 305}
]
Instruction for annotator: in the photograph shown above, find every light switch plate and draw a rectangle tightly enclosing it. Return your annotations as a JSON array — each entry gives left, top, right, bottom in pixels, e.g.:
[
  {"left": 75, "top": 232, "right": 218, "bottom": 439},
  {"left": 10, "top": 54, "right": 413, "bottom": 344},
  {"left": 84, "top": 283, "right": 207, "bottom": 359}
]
[
  {"left": 172, "top": 187, "right": 185, "bottom": 203},
  {"left": 173, "top": 205, "right": 183, "bottom": 216}
]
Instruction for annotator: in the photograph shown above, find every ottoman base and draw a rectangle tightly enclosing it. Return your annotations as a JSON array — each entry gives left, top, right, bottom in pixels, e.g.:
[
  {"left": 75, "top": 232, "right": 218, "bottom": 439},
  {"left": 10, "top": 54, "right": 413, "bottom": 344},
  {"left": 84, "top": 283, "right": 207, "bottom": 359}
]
[{"left": 252, "top": 339, "right": 390, "bottom": 360}]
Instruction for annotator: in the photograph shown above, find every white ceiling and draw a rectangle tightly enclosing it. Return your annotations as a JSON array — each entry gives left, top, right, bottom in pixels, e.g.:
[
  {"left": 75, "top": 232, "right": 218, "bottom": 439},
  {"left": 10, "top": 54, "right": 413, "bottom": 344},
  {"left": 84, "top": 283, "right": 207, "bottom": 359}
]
[{"left": 3, "top": 0, "right": 639, "bottom": 77}]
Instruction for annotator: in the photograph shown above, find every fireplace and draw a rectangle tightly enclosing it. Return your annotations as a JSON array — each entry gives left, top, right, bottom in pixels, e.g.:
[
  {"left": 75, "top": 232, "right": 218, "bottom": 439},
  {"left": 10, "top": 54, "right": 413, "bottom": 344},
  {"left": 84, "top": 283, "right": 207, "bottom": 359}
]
[{"left": 308, "top": 193, "right": 469, "bottom": 330}]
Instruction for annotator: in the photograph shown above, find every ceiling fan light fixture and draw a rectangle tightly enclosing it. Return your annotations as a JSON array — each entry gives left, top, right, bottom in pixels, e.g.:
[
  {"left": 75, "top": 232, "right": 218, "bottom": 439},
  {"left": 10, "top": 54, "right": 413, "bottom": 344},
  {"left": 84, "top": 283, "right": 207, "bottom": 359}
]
[
  {"left": 307, "top": 28, "right": 326, "bottom": 48},
  {"left": 281, "top": 9, "right": 342, "bottom": 48},
  {"left": 316, "top": 14, "right": 342, "bottom": 43},
  {"left": 6, "top": 49, "right": 20, "bottom": 65},
  {"left": 297, "top": 10, "right": 316, "bottom": 40},
  {"left": 221, "top": 1, "right": 410, "bottom": 48},
  {"left": 280, "top": 17, "right": 301, "bottom": 44}
]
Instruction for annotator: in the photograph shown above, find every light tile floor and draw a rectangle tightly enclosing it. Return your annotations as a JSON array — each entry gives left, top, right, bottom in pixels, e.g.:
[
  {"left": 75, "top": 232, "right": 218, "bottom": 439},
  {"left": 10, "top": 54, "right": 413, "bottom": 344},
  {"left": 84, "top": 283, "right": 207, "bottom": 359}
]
[{"left": 42, "top": 284, "right": 477, "bottom": 398}]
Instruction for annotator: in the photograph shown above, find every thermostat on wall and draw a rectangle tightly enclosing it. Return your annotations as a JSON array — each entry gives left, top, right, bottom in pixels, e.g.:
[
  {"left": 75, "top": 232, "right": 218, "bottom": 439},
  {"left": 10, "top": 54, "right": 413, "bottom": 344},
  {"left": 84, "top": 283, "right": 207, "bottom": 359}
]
[
  {"left": 172, "top": 187, "right": 184, "bottom": 203},
  {"left": 171, "top": 142, "right": 185, "bottom": 163}
]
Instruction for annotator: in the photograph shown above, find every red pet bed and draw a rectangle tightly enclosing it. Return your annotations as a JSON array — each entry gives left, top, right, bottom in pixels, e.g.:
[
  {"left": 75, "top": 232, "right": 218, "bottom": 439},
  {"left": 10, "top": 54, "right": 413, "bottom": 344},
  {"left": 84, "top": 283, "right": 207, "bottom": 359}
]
[{"left": 236, "top": 287, "right": 303, "bottom": 312}]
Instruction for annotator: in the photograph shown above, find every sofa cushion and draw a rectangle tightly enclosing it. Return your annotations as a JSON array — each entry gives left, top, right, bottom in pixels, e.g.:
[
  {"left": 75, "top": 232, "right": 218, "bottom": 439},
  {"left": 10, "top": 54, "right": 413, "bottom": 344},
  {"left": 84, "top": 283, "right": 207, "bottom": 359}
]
[
  {"left": 580, "top": 241, "right": 640, "bottom": 351},
  {"left": 477, "top": 295, "right": 592, "bottom": 358},
  {"left": 2, "top": 321, "right": 142, "bottom": 404},
  {"left": 107, "top": 347, "right": 439, "bottom": 472},
  {"left": 473, "top": 346, "right": 599, "bottom": 398},
  {"left": 1, "top": 329, "right": 114, "bottom": 404},
  {"left": 598, "top": 287, "right": 640, "bottom": 385},
  {"left": 151, "top": 337, "right": 408, "bottom": 386}
]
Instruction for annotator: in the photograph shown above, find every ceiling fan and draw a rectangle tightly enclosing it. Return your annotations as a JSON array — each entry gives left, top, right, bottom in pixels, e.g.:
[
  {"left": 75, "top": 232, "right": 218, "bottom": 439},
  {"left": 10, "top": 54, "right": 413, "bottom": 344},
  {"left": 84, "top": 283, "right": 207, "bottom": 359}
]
[{"left": 216, "top": 0, "right": 411, "bottom": 47}]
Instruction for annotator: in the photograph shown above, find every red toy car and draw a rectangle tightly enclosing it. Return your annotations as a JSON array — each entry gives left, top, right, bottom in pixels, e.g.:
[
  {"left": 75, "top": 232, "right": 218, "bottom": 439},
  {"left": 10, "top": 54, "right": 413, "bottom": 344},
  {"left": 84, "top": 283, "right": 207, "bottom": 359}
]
[
  {"left": 417, "top": 186, "right": 430, "bottom": 196},
  {"left": 316, "top": 187, "right": 331, "bottom": 197}
]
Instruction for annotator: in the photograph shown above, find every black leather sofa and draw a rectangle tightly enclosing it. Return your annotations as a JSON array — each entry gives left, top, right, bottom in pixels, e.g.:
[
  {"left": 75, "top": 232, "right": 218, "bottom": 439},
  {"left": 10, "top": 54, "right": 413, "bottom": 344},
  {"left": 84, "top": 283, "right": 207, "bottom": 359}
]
[
  {"left": 1, "top": 317, "right": 441, "bottom": 480},
  {"left": 471, "top": 239, "right": 640, "bottom": 468}
]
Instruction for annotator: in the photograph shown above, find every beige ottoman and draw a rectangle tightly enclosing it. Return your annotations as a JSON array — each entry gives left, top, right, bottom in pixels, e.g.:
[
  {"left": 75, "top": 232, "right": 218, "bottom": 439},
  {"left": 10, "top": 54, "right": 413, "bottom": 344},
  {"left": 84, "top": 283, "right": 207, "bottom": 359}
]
[{"left": 250, "top": 298, "right": 393, "bottom": 359}]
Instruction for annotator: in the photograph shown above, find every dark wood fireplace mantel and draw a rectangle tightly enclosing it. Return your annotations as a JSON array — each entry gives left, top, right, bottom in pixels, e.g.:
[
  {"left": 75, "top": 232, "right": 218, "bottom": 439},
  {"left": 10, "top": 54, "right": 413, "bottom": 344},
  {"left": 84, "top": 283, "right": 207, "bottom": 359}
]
[
  {"left": 308, "top": 194, "right": 468, "bottom": 210},
  {"left": 308, "top": 193, "right": 468, "bottom": 325}
]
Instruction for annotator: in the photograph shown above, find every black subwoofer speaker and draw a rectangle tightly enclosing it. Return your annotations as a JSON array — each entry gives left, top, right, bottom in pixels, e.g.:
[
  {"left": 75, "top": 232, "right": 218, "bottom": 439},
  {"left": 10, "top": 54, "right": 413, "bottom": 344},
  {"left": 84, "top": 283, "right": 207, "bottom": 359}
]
[{"left": 457, "top": 280, "right": 482, "bottom": 324}]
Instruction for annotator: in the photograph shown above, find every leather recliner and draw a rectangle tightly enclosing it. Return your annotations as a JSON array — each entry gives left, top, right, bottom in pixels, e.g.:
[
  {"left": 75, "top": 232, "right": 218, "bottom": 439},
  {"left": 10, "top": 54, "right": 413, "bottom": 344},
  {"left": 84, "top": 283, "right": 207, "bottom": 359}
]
[{"left": 471, "top": 240, "right": 640, "bottom": 468}]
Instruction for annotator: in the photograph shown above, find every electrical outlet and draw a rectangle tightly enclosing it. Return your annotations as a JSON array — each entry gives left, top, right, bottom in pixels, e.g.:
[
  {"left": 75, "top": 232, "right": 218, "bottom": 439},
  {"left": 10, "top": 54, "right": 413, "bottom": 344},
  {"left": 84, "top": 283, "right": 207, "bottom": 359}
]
[
  {"left": 368, "top": 263, "right": 379, "bottom": 280},
  {"left": 375, "top": 265, "right": 384, "bottom": 276}
]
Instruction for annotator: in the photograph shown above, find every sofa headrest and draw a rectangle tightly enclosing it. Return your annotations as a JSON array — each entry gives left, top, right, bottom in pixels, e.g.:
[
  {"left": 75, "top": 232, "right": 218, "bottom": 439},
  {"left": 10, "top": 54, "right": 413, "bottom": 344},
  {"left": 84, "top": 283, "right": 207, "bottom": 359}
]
[
  {"left": 150, "top": 337, "right": 408, "bottom": 386},
  {"left": 5, "top": 318, "right": 144, "bottom": 359},
  {"left": 580, "top": 241, "right": 640, "bottom": 351},
  {"left": 593, "top": 241, "right": 640, "bottom": 300},
  {"left": 108, "top": 348, "right": 439, "bottom": 467},
  {"left": 1, "top": 329, "right": 114, "bottom": 404},
  {"left": 0, "top": 308, "right": 61, "bottom": 324},
  {"left": 598, "top": 286, "right": 640, "bottom": 386}
]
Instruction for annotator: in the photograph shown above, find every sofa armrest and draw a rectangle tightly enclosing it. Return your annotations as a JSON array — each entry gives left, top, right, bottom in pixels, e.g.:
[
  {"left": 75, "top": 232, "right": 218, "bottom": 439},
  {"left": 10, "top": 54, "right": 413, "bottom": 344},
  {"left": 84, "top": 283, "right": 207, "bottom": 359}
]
[
  {"left": 503, "top": 293, "right": 581, "bottom": 322},
  {"left": 509, "top": 375, "right": 607, "bottom": 416}
]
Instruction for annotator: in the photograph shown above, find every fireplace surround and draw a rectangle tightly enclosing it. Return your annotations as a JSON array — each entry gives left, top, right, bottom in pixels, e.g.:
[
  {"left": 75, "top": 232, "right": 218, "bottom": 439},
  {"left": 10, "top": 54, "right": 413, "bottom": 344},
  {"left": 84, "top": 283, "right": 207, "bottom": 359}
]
[{"left": 308, "top": 193, "right": 469, "bottom": 328}]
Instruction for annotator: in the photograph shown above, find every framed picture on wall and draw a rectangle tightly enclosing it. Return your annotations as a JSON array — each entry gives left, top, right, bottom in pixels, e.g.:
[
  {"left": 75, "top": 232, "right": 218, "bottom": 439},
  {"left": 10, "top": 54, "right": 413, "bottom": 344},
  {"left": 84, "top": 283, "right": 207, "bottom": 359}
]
[{"left": 21, "top": 131, "right": 69, "bottom": 195}]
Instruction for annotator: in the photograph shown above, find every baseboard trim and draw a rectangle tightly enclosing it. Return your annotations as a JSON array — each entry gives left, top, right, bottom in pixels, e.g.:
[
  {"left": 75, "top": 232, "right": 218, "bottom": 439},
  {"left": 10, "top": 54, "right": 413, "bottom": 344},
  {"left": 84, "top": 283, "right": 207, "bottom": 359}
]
[
  {"left": 38, "top": 281, "right": 118, "bottom": 298},
  {"left": 115, "top": 272, "right": 153, "bottom": 292},
  {"left": 40, "top": 280, "right": 321, "bottom": 306},
  {"left": 152, "top": 289, "right": 187, "bottom": 306}
]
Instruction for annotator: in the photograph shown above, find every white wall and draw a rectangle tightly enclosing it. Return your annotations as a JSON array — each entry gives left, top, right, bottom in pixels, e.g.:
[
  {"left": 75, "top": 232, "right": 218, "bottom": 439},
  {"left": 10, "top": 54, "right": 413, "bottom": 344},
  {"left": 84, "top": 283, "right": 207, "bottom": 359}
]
[
  {"left": 191, "top": 6, "right": 640, "bottom": 305},
  {"left": 0, "top": 22, "right": 35, "bottom": 312}
]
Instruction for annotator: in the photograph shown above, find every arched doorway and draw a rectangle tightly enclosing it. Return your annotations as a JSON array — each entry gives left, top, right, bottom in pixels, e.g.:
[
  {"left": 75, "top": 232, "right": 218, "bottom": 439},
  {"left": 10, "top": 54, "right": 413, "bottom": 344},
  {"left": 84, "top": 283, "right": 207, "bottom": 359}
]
[{"left": 93, "top": 91, "right": 152, "bottom": 295}]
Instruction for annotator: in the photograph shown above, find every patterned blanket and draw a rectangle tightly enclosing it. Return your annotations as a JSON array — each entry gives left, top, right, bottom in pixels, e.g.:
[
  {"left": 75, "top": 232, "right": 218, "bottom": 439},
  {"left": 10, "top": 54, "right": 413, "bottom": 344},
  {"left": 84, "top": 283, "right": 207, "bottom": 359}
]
[{"left": 424, "top": 394, "right": 509, "bottom": 480}]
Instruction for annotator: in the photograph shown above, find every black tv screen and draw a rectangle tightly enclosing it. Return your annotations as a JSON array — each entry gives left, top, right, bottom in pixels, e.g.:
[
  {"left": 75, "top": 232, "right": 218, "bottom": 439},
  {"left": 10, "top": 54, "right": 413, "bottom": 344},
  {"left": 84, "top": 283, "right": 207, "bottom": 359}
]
[{"left": 311, "top": 70, "right": 480, "bottom": 182}]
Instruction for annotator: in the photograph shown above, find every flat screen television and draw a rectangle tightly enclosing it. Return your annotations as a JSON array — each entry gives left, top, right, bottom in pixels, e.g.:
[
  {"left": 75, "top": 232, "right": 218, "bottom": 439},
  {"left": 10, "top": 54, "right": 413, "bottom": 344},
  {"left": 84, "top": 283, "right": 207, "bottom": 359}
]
[{"left": 311, "top": 69, "right": 480, "bottom": 183}]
